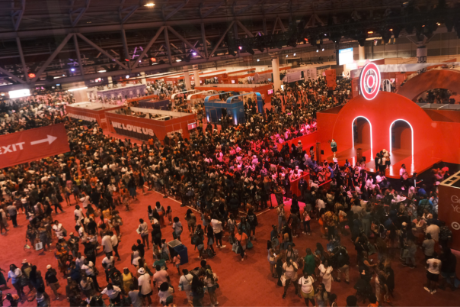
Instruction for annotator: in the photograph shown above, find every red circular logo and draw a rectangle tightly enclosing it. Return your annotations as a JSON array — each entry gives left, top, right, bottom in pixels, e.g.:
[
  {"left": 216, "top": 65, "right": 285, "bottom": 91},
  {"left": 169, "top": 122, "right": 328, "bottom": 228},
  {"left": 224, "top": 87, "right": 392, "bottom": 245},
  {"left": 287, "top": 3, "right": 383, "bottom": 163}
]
[{"left": 359, "top": 63, "right": 381, "bottom": 100}]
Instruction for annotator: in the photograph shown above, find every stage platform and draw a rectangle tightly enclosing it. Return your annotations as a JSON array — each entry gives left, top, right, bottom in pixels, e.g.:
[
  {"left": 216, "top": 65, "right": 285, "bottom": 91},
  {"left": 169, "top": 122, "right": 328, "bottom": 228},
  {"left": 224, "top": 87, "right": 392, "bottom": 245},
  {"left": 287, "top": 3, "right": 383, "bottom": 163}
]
[{"left": 316, "top": 141, "right": 440, "bottom": 179}]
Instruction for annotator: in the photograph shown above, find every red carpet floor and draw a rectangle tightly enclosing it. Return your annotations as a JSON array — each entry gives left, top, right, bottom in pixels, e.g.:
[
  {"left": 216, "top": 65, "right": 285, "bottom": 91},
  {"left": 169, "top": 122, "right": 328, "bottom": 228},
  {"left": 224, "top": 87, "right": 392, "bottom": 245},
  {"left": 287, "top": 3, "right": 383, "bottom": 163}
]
[{"left": 1, "top": 188, "right": 460, "bottom": 307}]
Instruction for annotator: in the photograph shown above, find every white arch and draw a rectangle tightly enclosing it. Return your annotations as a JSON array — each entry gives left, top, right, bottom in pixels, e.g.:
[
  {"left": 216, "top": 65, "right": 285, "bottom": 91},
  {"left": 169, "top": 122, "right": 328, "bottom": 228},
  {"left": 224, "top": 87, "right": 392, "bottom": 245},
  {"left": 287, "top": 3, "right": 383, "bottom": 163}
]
[
  {"left": 389, "top": 119, "right": 414, "bottom": 173},
  {"left": 352, "top": 116, "right": 373, "bottom": 160}
]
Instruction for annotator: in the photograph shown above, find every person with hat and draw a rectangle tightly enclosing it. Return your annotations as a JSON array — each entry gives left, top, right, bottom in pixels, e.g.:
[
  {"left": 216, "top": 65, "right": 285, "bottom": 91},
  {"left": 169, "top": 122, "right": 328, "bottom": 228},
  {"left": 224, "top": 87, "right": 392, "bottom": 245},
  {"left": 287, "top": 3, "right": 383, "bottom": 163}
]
[
  {"left": 44, "top": 265, "right": 60, "bottom": 300},
  {"left": 137, "top": 267, "right": 153, "bottom": 306}
]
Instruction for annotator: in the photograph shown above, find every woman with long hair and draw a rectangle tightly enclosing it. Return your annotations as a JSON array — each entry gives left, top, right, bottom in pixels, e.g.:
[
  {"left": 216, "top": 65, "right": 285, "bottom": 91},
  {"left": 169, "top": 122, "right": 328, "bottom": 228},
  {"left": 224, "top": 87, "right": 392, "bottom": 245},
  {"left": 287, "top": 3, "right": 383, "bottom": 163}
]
[
  {"left": 318, "top": 259, "right": 333, "bottom": 292},
  {"left": 191, "top": 274, "right": 204, "bottom": 307},
  {"left": 282, "top": 257, "right": 298, "bottom": 299},
  {"left": 315, "top": 283, "right": 329, "bottom": 307},
  {"left": 204, "top": 267, "right": 219, "bottom": 307}
]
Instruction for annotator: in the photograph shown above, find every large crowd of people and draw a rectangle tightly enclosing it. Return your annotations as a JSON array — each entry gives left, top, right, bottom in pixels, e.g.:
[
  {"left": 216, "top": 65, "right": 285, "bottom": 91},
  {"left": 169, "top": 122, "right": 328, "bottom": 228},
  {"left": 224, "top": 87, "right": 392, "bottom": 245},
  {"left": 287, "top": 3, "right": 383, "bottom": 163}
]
[{"left": 0, "top": 75, "right": 455, "bottom": 307}]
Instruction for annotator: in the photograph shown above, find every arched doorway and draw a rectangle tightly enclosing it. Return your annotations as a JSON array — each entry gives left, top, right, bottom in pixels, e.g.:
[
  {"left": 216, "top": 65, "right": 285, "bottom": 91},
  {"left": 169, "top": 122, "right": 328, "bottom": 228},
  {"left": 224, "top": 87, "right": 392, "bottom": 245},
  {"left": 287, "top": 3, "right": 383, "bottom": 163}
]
[
  {"left": 389, "top": 119, "right": 414, "bottom": 174},
  {"left": 352, "top": 116, "right": 373, "bottom": 165}
]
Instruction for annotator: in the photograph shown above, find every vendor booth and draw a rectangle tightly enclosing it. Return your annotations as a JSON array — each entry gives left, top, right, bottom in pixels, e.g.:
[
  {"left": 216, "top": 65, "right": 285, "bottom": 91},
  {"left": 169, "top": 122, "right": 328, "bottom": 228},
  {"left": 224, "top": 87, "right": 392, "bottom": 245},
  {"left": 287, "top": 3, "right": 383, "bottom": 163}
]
[
  {"left": 195, "top": 83, "right": 273, "bottom": 105},
  {"left": 66, "top": 102, "right": 122, "bottom": 129},
  {"left": 105, "top": 107, "right": 196, "bottom": 142},
  {"left": 96, "top": 84, "right": 146, "bottom": 100},
  {"left": 203, "top": 91, "right": 264, "bottom": 125}
]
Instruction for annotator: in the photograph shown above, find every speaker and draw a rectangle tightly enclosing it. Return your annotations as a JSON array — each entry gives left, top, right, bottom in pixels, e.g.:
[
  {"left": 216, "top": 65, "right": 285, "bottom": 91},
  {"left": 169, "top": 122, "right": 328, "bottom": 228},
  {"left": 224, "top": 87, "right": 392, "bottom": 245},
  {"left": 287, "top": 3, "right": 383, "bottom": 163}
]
[
  {"left": 321, "top": 150, "right": 324, "bottom": 155},
  {"left": 362, "top": 156, "right": 366, "bottom": 162}
]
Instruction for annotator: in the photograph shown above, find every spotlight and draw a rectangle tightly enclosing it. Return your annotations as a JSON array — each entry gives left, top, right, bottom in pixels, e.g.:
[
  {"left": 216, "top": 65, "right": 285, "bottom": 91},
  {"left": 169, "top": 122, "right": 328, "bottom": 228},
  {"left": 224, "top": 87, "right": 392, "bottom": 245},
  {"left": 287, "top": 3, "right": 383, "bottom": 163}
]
[
  {"left": 238, "top": 46, "right": 243, "bottom": 50},
  {"left": 257, "top": 59, "right": 260, "bottom": 62},
  {"left": 322, "top": 48, "right": 324, "bottom": 51},
  {"left": 144, "top": 2, "right": 155, "bottom": 7},
  {"left": 192, "top": 52, "right": 197, "bottom": 56},
  {"left": 368, "top": 31, "right": 374, "bottom": 34},
  {"left": 70, "top": 68, "right": 75, "bottom": 72},
  {"left": 293, "top": 53, "right": 296, "bottom": 56},
  {"left": 286, "top": 54, "right": 288, "bottom": 57},
  {"left": 316, "top": 49, "right": 319, "bottom": 52}
]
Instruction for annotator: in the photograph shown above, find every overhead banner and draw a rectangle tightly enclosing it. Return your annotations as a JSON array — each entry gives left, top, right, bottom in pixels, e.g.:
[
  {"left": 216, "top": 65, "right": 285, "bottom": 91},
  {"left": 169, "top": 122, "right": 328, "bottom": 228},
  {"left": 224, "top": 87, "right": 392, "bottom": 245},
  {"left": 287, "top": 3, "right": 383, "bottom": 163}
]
[{"left": 0, "top": 124, "right": 70, "bottom": 168}]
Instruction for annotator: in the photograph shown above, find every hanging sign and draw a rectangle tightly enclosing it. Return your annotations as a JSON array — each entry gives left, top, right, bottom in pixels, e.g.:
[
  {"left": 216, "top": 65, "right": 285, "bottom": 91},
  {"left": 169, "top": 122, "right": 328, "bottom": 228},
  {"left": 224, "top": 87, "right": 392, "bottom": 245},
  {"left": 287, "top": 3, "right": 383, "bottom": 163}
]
[{"left": 359, "top": 63, "right": 381, "bottom": 100}]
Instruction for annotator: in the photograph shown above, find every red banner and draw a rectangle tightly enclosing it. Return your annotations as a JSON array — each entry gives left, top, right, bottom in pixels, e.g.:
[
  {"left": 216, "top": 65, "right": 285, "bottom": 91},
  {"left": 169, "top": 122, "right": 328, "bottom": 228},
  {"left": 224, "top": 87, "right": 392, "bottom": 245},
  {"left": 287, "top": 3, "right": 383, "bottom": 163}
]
[
  {"left": 439, "top": 182, "right": 460, "bottom": 251},
  {"left": 0, "top": 124, "right": 70, "bottom": 168},
  {"left": 325, "top": 69, "right": 337, "bottom": 90}
]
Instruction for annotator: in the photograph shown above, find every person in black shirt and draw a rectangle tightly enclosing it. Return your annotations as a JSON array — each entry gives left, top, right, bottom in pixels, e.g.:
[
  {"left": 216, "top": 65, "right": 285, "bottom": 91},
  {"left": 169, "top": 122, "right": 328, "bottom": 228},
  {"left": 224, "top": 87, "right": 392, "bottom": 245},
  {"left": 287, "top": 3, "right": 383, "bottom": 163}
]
[{"left": 136, "top": 239, "right": 145, "bottom": 259}]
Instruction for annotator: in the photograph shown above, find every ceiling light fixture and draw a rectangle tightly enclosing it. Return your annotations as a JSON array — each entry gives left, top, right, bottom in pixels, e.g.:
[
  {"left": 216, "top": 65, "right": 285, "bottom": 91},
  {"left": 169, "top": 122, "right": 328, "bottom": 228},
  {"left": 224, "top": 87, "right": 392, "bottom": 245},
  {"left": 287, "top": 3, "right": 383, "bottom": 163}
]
[{"left": 144, "top": 2, "right": 155, "bottom": 7}]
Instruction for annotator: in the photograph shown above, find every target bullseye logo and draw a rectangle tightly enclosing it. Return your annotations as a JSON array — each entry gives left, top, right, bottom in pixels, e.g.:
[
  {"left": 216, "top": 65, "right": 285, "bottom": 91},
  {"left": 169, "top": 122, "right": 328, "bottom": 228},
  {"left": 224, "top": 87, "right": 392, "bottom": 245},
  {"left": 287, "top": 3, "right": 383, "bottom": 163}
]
[
  {"left": 359, "top": 63, "right": 381, "bottom": 100},
  {"left": 452, "top": 222, "right": 460, "bottom": 230}
]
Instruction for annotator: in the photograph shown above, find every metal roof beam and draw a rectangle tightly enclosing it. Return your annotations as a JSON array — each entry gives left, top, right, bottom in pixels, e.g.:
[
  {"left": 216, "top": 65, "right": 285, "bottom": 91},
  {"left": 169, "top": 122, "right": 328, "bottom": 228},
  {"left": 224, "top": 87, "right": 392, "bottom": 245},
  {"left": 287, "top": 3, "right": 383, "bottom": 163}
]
[
  {"left": 70, "top": 0, "right": 91, "bottom": 27},
  {"left": 31, "top": 33, "right": 73, "bottom": 82},
  {"left": 76, "top": 33, "right": 128, "bottom": 70},
  {"left": 11, "top": 0, "right": 26, "bottom": 31},
  {"left": 167, "top": 25, "right": 205, "bottom": 58},
  {"left": 131, "top": 26, "right": 165, "bottom": 69},
  {"left": 199, "top": 0, "right": 225, "bottom": 18}
]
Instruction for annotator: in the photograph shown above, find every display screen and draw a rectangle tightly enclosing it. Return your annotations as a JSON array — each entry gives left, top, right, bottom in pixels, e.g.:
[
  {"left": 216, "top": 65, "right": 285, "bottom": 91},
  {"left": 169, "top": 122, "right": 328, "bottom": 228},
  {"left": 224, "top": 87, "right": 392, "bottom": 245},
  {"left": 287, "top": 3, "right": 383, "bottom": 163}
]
[
  {"left": 9, "top": 89, "right": 31, "bottom": 98},
  {"left": 338, "top": 48, "right": 354, "bottom": 65},
  {"left": 187, "top": 122, "right": 197, "bottom": 130},
  {"left": 267, "top": 89, "right": 274, "bottom": 95}
]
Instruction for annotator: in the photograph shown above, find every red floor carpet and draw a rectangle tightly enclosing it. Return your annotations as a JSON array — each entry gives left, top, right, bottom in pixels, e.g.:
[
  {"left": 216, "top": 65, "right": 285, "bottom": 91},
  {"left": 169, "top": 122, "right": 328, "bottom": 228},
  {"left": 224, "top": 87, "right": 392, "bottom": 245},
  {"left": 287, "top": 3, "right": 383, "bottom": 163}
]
[{"left": 2, "top": 188, "right": 460, "bottom": 307}]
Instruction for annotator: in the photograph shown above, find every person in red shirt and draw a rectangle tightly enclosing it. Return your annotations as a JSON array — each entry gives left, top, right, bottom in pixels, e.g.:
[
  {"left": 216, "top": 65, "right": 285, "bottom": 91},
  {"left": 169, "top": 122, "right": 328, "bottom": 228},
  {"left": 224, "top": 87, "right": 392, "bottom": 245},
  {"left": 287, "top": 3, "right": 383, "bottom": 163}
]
[{"left": 235, "top": 229, "right": 248, "bottom": 261}]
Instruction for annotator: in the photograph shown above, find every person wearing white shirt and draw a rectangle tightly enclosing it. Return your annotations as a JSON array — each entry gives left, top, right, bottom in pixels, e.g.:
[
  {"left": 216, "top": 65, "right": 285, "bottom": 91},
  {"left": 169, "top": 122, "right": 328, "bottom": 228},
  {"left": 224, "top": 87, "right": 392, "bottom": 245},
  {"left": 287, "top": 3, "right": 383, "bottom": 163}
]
[
  {"left": 298, "top": 271, "right": 315, "bottom": 305},
  {"left": 102, "top": 254, "right": 115, "bottom": 282},
  {"left": 137, "top": 268, "right": 153, "bottom": 306},
  {"left": 425, "top": 223, "right": 440, "bottom": 242},
  {"left": 101, "top": 234, "right": 113, "bottom": 254},
  {"left": 316, "top": 198, "right": 325, "bottom": 212},
  {"left": 425, "top": 257, "right": 441, "bottom": 294},
  {"left": 101, "top": 283, "right": 122, "bottom": 303},
  {"left": 179, "top": 270, "right": 193, "bottom": 304},
  {"left": 110, "top": 231, "right": 121, "bottom": 260},
  {"left": 79, "top": 194, "right": 90, "bottom": 209},
  {"left": 211, "top": 218, "right": 225, "bottom": 249}
]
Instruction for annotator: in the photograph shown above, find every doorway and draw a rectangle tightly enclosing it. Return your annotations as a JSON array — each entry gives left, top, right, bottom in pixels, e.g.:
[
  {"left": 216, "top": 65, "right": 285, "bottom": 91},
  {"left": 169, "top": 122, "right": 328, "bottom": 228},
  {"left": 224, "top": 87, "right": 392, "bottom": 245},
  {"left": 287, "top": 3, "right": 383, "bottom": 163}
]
[
  {"left": 353, "top": 117, "right": 371, "bottom": 148},
  {"left": 390, "top": 120, "right": 412, "bottom": 155}
]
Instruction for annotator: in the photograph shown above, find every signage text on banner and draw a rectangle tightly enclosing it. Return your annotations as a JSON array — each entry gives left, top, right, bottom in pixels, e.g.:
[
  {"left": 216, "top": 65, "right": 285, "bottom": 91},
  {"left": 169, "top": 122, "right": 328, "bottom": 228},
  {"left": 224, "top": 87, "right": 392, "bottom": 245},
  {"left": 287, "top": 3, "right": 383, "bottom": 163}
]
[{"left": 0, "top": 124, "right": 70, "bottom": 169}]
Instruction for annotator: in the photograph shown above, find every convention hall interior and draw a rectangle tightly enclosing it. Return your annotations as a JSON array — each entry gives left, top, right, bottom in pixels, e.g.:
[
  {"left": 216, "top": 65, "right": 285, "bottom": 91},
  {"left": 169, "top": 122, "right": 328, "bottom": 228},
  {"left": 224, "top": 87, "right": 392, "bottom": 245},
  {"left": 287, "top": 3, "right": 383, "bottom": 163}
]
[{"left": 1, "top": 0, "right": 460, "bottom": 307}]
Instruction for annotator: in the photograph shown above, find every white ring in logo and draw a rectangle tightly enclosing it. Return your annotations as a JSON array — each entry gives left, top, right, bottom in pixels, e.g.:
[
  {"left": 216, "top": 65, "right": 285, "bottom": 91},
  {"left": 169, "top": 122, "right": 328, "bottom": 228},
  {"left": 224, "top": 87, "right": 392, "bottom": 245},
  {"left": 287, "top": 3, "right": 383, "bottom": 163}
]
[
  {"left": 359, "top": 63, "right": 381, "bottom": 100},
  {"left": 452, "top": 222, "right": 460, "bottom": 230}
]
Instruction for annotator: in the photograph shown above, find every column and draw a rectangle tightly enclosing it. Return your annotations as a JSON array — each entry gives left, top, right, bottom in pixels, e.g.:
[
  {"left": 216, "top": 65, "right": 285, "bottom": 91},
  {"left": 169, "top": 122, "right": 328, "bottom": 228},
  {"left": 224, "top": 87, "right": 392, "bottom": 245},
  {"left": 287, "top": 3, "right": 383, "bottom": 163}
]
[
  {"left": 359, "top": 45, "right": 365, "bottom": 61},
  {"left": 271, "top": 55, "right": 281, "bottom": 92},
  {"left": 140, "top": 72, "right": 147, "bottom": 85},
  {"left": 183, "top": 70, "right": 192, "bottom": 90},
  {"left": 193, "top": 70, "right": 200, "bottom": 86},
  {"left": 108, "top": 76, "right": 113, "bottom": 88},
  {"left": 416, "top": 44, "right": 427, "bottom": 63}
]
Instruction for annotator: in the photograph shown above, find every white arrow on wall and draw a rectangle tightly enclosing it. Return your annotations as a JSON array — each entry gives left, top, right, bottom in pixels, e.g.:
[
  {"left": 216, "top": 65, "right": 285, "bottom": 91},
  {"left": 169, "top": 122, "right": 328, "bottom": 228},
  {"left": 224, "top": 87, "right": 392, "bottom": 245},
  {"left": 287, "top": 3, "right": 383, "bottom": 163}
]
[{"left": 30, "top": 135, "right": 57, "bottom": 145}]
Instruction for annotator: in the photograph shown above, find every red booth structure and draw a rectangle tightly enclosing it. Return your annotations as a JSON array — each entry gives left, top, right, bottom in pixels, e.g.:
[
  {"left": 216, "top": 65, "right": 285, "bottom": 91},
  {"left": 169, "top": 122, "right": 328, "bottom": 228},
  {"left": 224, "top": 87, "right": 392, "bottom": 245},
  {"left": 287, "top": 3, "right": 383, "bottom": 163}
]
[
  {"left": 397, "top": 69, "right": 460, "bottom": 102},
  {"left": 105, "top": 107, "right": 196, "bottom": 142},
  {"left": 439, "top": 171, "right": 460, "bottom": 251},
  {"left": 66, "top": 102, "right": 122, "bottom": 129},
  {"left": 309, "top": 91, "right": 460, "bottom": 178}
]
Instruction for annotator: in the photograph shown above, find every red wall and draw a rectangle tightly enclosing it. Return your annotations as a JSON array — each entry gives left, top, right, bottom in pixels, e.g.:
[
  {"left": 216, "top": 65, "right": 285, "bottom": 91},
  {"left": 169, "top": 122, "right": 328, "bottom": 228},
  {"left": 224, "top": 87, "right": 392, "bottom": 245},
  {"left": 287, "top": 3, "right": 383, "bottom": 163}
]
[
  {"left": 438, "top": 184, "right": 460, "bottom": 251},
  {"left": 66, "top": 105, "right": 121, "bottom": 129},
  {"left": 397, "top": 70, "right": 460, "bottom": 101},
  {"left": 315, "top": 91, "right": 460, "bottom": 167},
  {"left": 105, "top": 111, "right": 196, "bottom": 142}
]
